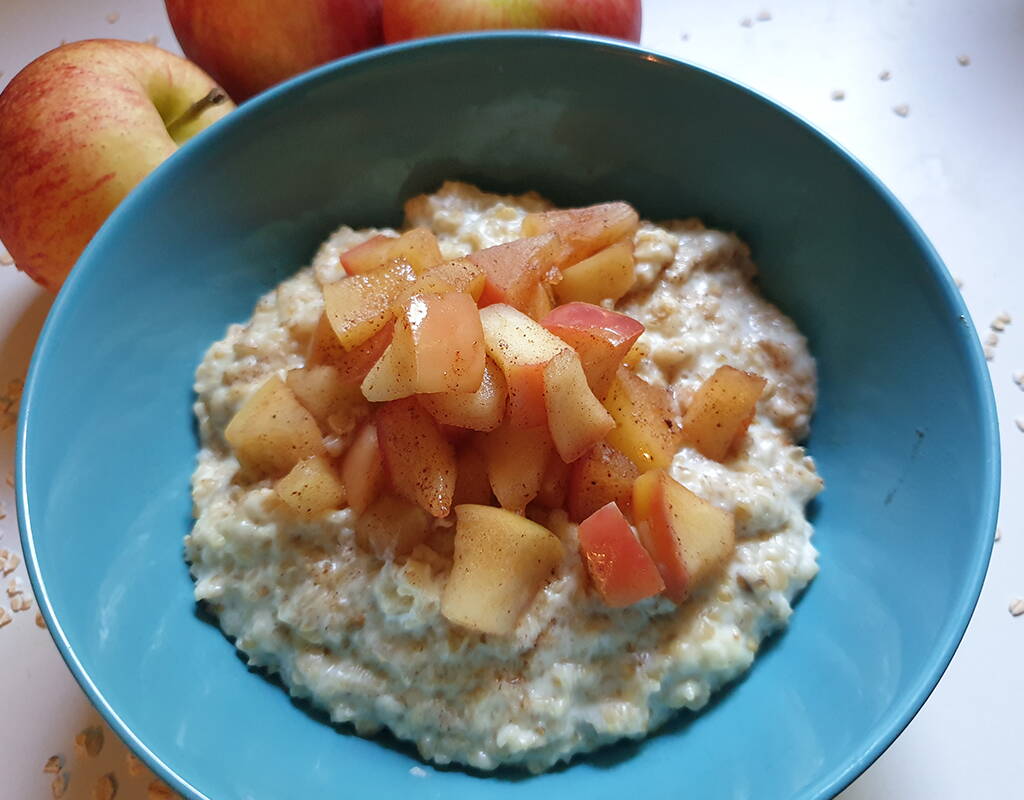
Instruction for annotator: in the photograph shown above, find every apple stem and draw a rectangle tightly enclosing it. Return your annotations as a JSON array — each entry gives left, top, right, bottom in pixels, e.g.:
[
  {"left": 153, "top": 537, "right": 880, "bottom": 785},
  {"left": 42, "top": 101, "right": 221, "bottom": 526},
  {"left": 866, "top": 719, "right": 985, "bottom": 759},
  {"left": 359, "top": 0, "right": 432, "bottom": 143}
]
[{"left": 166, "top": 88, "right": 229, "bottom": 139}]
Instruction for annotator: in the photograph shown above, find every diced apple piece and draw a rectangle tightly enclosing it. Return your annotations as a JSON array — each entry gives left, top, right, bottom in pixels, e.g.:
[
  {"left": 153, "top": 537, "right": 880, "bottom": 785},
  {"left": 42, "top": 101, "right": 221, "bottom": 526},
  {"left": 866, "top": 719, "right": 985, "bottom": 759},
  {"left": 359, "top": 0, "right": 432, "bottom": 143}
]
[
  {"left": 578, "top": 502, "right": 665, "bottom": 607},
  {"left": 522, "top": 202, "right": 639, "bottom": 263},
  {"left": 554, "top": 240, "right": 637, "bottom": 306},
  {"left": 536, "top": 450, "right": 570, "bottom": 509},
  {"left": 542, "top": 349, "right": 615, "bottom": 463},
  {"left": 341, "top": 227, "right": 443, "bottom": 275},
  {"left": 604, "top": 368, "right": 680, "bottom": 470},
  {"left": 542, "top": 302, "right": 644, "bottom": 399},
  {"left": 307, "top": 313, "right": 394, "bottom": 385},
  {"left": 225, "top": 376, "right": 325, "bottom": 478},
  {"left": 286, "top": 365, "right": 370, "bottom": 430},
  {"left": 681, "top": 365, "right": 767, "bottom": 462},
  {"left": 341, "top": 421, "right": 386, "bottom": 513},
  {"left": 452, "top": 445, "right": 494, "bottom": 506},
  {"left": 479, "top": 304, "right": 569, "bottom": 428},
  {"left": 441, "top": 504, "right": 564, "bottom": 635},
  {"left": 468, "top": 233, "right": 568, "bottom": 310},
  {"left": 391, "top": 259, "right": 486, "bottom": 310},
  {"left": 420, "top": 356, "right": 507, "bottom": 432},
  {"left": 275, "top": 455, "right": 346, "bottom": 518},
  {"left": 632, "top": 470, "right": 735, "bottom": 603},
  {"left": 524, "top": 281, "right": 555, "bottom": 322},
  {"left": 322, "top": 261, "right": 417, "bottom": 349},
  {"left": 479, "top": 422, "right": 553, "bottom": 513},
  {"left": 377, "top": 398, "right": 457, "bottom": 517},
  {"left": 360, "top": 316, "right": 416, "bottom": 402},
  {"left": 354, "top": 494, "right": 432, "bottom": 558},
  {"left": 566, "top": 441, "right": 639, "bottom": 523}
]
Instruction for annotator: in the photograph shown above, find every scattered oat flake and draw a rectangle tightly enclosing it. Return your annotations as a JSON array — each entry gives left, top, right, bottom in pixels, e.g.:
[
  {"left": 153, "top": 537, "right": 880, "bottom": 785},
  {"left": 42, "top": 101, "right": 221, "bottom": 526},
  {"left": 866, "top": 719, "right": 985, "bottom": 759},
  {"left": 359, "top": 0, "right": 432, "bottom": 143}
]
[
  {"left": 957, "top": 54, "right": 971, "bottom": 66},
  {"left": 984, "top": 332, "right": 998, "bottom": 347},
  {"left": 1, "top": 376, "right": 25, "bottom": 430},
  {"left": 756, "top": 10, "right": 772, "bottom": 21},
  {"left": 44, "top": 755, "right": 64, "bottom": 774},
  {"left": 0, "top": 251, "right": 12, "bottom": 265},
  {"left": 11, "top": 594, "right": 32, "bottom": 612},
  {"left": 954, "top": 276, "right": 964, "bottom": 289},
  {"left": 148, "top": 780, "right": 177, "bottom": 799},
  {"left": 830, "top": 89, "right": 846, "bottom": 101},
  {"left": 995, "top": 527, "right": 1002, "bottom": 541},
  {"left": 7, "top": 575, "right": 23, "bottom": 596},
  {"left": 76, "top": 726, "right": 105, "bottom": 758},
  {"left": 36, "top": 610, "right": 46, "bottom": 628},
  {"left": 0, "top": 607, "right": 11, "bottom": 628},
  {"left": 0, "top": 500, "right": 5, "bottom": 519},
  {"left": 106, "top": 11, "right": 120, "bottom": 24},
  {"left": 879, "top": 69, "right": 892, "bottom": 81},
  {"left": 1010, "top": 598, "right": 1024, "bottom": 617},
  {"left": 893, "top": 104, "right": 910, "bottom": 117},
  {"left": 126, "top": 751, "right": 146, "bottom": 776},
  {"left": 51, "top": 772, "right": 68, "bottom": 798},
  {"left": 1015, "top": 418, "right": 1024, "bottom": 433},
  {"left": 740, "top": 17, "right": 753, "bottom": 27},
  {"left": 6, "top": 470, "right": 14, "bottom": 487},
  {"left": 1013, "top": 371, "right": 1024, "bottom": 390},
  {"left": 984, "top": 346, "right": 994, "bottom": 361},
  {"left": 93, "top": 773, "right": 117, "bottom": 800},
  {"left": 409, "top": 766, "right": 428, "bottom": 778},
  {"left": 1, "top": 549, "right": 20, "bottom": 575}
]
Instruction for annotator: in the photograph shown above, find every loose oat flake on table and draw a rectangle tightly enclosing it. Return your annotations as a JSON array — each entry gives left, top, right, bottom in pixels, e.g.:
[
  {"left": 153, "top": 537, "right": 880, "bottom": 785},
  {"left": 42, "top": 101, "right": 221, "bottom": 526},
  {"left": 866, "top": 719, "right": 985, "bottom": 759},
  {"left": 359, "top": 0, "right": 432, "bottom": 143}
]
[{"left": 187, "top": 182, "right": 822, "bottom": 772}]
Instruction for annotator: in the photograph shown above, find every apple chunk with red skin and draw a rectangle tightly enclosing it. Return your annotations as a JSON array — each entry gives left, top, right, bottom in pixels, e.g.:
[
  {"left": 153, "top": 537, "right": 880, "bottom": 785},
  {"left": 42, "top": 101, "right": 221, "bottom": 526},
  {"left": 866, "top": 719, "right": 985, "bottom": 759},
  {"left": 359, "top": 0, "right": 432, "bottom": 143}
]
[
  {"left": 632, "top": 470, "right": 735, "bottom": 603},
  {"left": 376, "top": 397, "right": 457, "bottom": 517},
  {"left": 542, "top": 302, "right": 644, "bottom": 399},
  {"left": 522, "top": 201, "right": 639, "bottom": 264},
  {"left": 440, "top": 504, "right": 564, "bottom": 635},
  {"left": 681, "top": 365, "right": 767, "bottom": 462},
  {"left": 578, "top": 502, "right": 664, "bottom": 607},
  {"left": 0, "top": 40, "right": 235, "bottom": 290},
  {"left": 340, "top": 227, "right": 443, "bottom": 275},
  {"left": 468, "top": 233, "right": 567, "bottom": 310}
]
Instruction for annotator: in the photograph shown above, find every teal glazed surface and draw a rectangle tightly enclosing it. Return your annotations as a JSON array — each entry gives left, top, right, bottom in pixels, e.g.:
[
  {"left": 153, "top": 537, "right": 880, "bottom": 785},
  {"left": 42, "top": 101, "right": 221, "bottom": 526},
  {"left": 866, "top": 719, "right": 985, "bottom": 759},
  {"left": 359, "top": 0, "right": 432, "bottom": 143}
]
[{"left": 18, "top": 33, "right": 998, "bottom": 800}]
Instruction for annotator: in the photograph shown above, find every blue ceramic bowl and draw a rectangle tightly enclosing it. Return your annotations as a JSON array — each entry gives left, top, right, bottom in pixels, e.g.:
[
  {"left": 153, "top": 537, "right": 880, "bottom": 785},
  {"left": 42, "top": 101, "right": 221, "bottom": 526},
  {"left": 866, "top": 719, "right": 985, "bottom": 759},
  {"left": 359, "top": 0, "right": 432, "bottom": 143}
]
[{"left": 18, "top": 33, "right": 998, "bottom": 800}]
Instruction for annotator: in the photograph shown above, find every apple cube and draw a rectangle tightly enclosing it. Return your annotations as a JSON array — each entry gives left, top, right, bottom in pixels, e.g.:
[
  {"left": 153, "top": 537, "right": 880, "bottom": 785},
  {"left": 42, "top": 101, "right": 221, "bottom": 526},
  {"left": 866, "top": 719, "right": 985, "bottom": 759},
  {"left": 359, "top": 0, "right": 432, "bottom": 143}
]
[
  {"left": 479, "top": 304, "right": 569, "bottom": 428},
  {"left": 681, "top": 365, "right": 767, "bottom": 462},
  {"left": 441, "top": 504, "right": 564, "bottom": 635},
  {"left": 521, "top": 201, "right": 639, "bottom": 263},
  {"left": 420, "top": 356, "right": 507, "bottom": 432},
  {"left": 307, "top": 313, "right": 394, "bottom": 385},
  {"left": 578, "top": 502, "right": 665, "bottom": 607},
  {"left": 524, "top": 281, "right": 555, "bottom": 322},
  {"left": 536, "top": 450, "right": 570, "bottom": 509},
  {"left": 567, "top": 441, "right": 639, "bottom": 523},
  {"left": 224, "top": 376, "right": 325, "bottom": 478},
  {"left": 479, "top": 422, "right": 553, "bottom": 513},
  {"left": 275, "top": 455, "right": 346, "bottom": 518},
  {"left": 392, "top": 258, "right": 486, "bottom": 309},
  {"left": 604, "top": 368, "right": 681, "bottom": 470},
  {"left": 286, "top": 365, "right": 370, "bottom": 431},
  {"left": 322, "top": 261, "right": 417, "bottom": 349},
  {"left": 468, "top": 233, "right": 568, "bottom": 310},
  {"left": 542, "top": 349, "right": 615, "bottom": 463},
  {"left": 632, "top": 470, "right": 735, "bottom": 603},
  {"left": 340, "top": 227, "right": 443, "bottom": 275},
  {"left": 452, "top": 444, "right": 494, "bottom": 506},
  {"left": 377, "top": 398, "right": 457, "bottom": 517},
  {"left": 554, "top": 240, "right": 637, "bottom": 306},
  {"left": 355, "top": 494, "right": 432, "bottom": 559},
  {"left": 542, "top": 302, "right": 644, "bottom": 399},
  {"left": 341, "top": 421, "right": 386, "bottom": 514}
]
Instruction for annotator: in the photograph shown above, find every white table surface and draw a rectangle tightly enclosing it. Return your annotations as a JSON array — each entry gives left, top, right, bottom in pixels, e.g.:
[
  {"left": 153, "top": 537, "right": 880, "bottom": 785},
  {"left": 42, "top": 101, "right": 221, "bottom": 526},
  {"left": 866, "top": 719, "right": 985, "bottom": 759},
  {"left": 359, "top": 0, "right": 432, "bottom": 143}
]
[{"left": 1, "top": 1, "right": 1021, "bottom": 797}]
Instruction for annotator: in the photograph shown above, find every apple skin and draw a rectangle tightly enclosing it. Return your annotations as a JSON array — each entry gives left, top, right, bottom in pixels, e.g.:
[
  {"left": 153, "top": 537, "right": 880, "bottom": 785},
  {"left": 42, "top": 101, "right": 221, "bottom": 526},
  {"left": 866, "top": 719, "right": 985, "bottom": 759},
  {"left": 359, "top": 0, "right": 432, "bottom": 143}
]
[
  {"left": 383, "top": 0, "right": 641, "bottom": 43},
  {"left": 166, "top": 0, "right": 384, "bottom": 101},
  {"left": 0, "top": 40, "right": 234, "bottom": 291}
]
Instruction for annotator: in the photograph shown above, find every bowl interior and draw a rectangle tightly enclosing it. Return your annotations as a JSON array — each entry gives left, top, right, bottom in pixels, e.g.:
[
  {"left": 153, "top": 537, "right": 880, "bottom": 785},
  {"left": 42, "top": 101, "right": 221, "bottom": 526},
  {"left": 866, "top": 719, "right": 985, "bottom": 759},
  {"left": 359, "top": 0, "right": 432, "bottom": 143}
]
[{"left": 19, "top": 34, "right": 997, "bottom": 800}]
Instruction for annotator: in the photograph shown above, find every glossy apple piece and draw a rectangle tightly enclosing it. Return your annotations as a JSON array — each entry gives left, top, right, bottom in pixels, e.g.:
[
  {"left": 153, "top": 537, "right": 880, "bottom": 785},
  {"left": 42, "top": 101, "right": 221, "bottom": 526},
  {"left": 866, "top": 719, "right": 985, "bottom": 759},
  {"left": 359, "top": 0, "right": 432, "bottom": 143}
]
[
  {"left": 275, "top": 455, "right": 347, "bottom": 518},
  {"left": 479, "top": 303, "right": 569, "bottom": 428},
  {"left": 306, "top": 313, "right": 395, "bottom": 385},
  {"left": 524, "top": 281, "right": 556, "bottom": 322},
  {"left": 391, "top": 258, "right": 486, "bottom": 308},
  {"left": 420, "top": 356, "right": 507, "bottom": 432},
  {"left": 355, "top": 494, "right": 432, "bottom": 558},
  {"left": 522, "top": 201, "right": 639, "bottom": 264},
  {"left": 340, "top": 227, "right": 443, "bottom": 275},
  {"left": 567, "top": 441, "right": 639, "bottom": 523},
  {"left": 536, "top": 450, "right": 570, "bottom": 509},
  {"left": 632, "top": 470, "right": 735, "bottom": 603},
  {"left": 376, "top": 397, "right": 457, "bottom": 517},
  {"left": 604, "top": 368, "right": 680, "bottom": 470},
  {"left": 681, "top": 365, "right": 767, "bottom": 461},
  {"left": 479, "top": 422, "right": 553, "bottom": 513},
  {"left": 286, "top": 364, "right": 370, "bottom": 430},
  {"left": 441, "top": 504, "right": 565, "bottom": 635},
  {"left": 554, "top": 240, "right": 637, "bottom": 306},
  {"left": 452, "top": 444, "right": 494, "bottom": 506},
  {"left": 468, "top": 233, "right": 568, "bottom": 310},
  {"left": 341, "top": 421, "right": 386, "bottom": 513},
  {"left": 322, "top": 261, "right": 417, "bottom": 349},
  {"left": 542, "top": 302, "right": 644, "bottom": 398},
  {"left": 578, "top": 502, "right": 665, "bottom": 607},
  {"left": 224, "top": 376, "right": 325, "bottom": 478},
  {"left": 542, "top": 349, "right": 615, "bottom": 463}
]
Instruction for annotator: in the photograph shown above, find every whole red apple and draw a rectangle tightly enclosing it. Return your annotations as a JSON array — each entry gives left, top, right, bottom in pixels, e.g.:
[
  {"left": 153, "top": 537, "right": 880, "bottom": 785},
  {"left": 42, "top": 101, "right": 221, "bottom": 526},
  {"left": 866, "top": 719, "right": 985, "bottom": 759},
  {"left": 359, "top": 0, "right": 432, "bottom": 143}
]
[
  {"left": 383, "top": 0, "right": 642, "bottom": 43},
  {"left": 166, "top": 0, "right": 384, "bottom": 102},
  {"left": 0, "top": 40, "right": 235, "bottom": 291}
]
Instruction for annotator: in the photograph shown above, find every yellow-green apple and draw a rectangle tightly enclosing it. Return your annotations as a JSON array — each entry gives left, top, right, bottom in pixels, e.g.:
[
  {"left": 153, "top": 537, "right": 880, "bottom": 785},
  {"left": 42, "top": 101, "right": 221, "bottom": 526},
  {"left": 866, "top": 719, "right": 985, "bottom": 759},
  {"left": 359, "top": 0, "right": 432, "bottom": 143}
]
[
  {"left": 323, "top": 260, "right": 417, "bottom": 348},
  {"left": 383, "top": 0, "right": 642, "bottom": 43},
  {"left": 541, "top": 301, "right": 644, "bottom": 398},
  {"left": 341, "top": 420, "right": 386, "bottom": 512},
  {"left": 554, "top": 240, "right": 637, "bottom": 305},
  {"left": 478, "top": 422, "right": 553, "bottom": 513},
  {"left": 603, "top": 367, "right": 681, "bottom": 470},
  {"left": 681, "top": 365, "right": 767, "bottom": 462},
  {"left": 286, "top": 364, "right": 371, "bottom": 429},
  {"left": 166, "top": 0, "right": 384, "bottom": 101},
  {"left": 441, "top": 504, "right": 564, "bottom": 635},
  {"left": 419, "top": 356, "right": 507, "bottom": 431},
  {"left": 0, "top": 40, "right": 234, "bottom": 291},
  {"left": 522, "top": 201, "right": 639, "bottom": 264},
  {"left": 307, "top": 313, "right": 395, "bottom": 384},
  {"left": 632, "top": 470, "right": 735, "bottom": 603},
  {"left": 578, "top": 501, "right": 664, "bottom": 607},
  {"left": 275, "top": 455, "right": 347, "bottom": 517},
  {"left": 541, "top": 348, "right": 615, "bottom": 463},
  {"left": 566, "top": 440, "right": 638, "bottom": 522},
  {"left": 392, "top": 258, "right": 487, "bottom": 306}
]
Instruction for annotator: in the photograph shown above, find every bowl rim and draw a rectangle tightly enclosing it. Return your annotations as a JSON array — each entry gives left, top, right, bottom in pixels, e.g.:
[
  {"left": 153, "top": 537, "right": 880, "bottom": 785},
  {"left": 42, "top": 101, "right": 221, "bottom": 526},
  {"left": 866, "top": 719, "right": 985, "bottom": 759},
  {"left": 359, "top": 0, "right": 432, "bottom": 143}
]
[{"left": 16, "top": 29, "right": 1000, "bottom": 800}]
